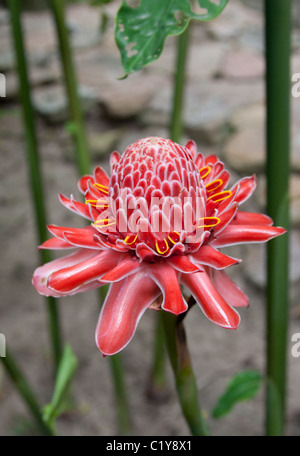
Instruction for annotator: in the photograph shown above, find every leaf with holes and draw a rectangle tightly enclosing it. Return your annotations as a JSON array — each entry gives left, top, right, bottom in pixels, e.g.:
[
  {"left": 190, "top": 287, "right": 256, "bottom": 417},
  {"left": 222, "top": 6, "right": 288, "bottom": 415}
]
[
  {"left": 212, "top": 370, "right": 263, "bottom": 419},
  {"left": 115, "top": 0, "right": 229, "bottom": 76}
]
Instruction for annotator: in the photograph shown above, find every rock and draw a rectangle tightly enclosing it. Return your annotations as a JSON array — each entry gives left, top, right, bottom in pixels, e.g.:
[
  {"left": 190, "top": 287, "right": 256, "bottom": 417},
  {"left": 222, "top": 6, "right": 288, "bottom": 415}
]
[
  {"left": 0, "top": 49, "right": 15, "bottom": 73},
  {"left": 222, "top": 48, "right": 265, "bottom": 79},
  {"left": 187, "top": 42, "right": 227, "bottom": 81},
  {"left": 223, "top": 125, "right": 265, "bottom": 173},
  {"left": 255, "top": 174, "right": 300, "bottom": 227},
  {"left": 89, "top": 129, "right": 123, "bottom": 161},
  {"left": 242, "top": 230, "right": 300, "bottom": 307},
  {"left": 76, "top": 49, "right": 166, "bottom": 119},
  {"left": 32, "top": 84, "right": 98, "bottom": 124},
  {"left": 141, "top": 79, "right": 264, "bottom": 144},
  {"left": 223, "top": 104, "right": 266, "bottom": 173}
]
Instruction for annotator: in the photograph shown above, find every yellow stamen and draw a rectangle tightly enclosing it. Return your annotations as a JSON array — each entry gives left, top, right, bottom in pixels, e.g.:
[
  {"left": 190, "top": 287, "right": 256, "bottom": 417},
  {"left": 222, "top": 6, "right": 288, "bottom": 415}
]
[
  {"left": 93, "top": 183, "right": 109, "bottom": 195},
  {"left": 197, "top": 217, "right": 221, "bottom": 229},
  {"left": 205, "top": 179, "right": 223, "bottom": 193},
  {"left": 199, "top": 165, "right": 211, "bottom": 179},
  {"left": 124, "top": 235, "right": 138, "bottom": 245},
  {"left": 207, "top": 190, "right": 232, "bottom": 203},
  {"left": 94, "top": 218, "right": 116, "bottom": 228},
  {"left": 85, "top": 199, "right": 109, "bottom": 208},
  {"left": 168, "top": 231, "right": 181, "bottom": 245},
  {"left": 156, "top": 238, "right": 170, "bottom": 255}
]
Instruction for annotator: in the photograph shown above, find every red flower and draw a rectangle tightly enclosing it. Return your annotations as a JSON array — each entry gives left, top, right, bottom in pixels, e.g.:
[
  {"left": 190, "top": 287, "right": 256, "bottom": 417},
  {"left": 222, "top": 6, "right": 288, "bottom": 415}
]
[{"left": 32, "top": 137, "right": 286, "bottom": 356}]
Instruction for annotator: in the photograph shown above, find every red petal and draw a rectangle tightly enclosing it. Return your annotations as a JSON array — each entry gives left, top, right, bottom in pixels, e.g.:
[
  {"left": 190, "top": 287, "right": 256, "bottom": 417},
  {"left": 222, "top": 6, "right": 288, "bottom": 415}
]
[
  {"left": 149, "top": 263, "right": 188, "bottom": 315},
  {"left": 59, "top": 194, "right": 94, "bottom": 221},
  {"left": 47, "top": 225, "right": 100, "bottom": 249},
  {"left": 39, "top": 237, "right": 73, "bottom": 250},
  {"left": 93, "top": 166, "right": 110, "bottom": 186},
  {"left": 213, "top": 203, "right": 238, "bottom": 234},
  {"left": 78, "top": 175, "right": 93, "bottom": 194},
  {"left": 32, "top": 249, "right": 99, "bottom": 297},
  {"left": 211, "top": 270, "right": 249, "bottom": 308},
  {"left": 192, "top": 245, "right": 240, "bottom": 269},
  {"left": 181, "top": 271, "right": 241, "bottom": 329},
  {"left": 96, "top": 272, "right": 160, "bottom": 356},
  {"left": 232, "top": 175, "right": 257, "bottom": 205},
  {"left": 185, "top": 140, "right": 197, "bottom": 157},
  {"left": 100, "top": 255, "right": 141, "bottom": 282},
  {"left": 167, "top": 255, "right": 203, "bottom": 273},
  {"left": 232, "top": 211, "right": 273, "bottom": 226},
  {"left": 48, "top": 250, "right": 121, "bottom": 293},
  {"left": 212, "top": 225, "right": 287, "bottom": 248}
]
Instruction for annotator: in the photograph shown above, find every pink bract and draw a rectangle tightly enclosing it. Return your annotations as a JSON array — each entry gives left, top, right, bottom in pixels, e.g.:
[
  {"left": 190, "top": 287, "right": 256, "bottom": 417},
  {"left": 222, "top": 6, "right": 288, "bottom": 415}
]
[{"left": 32, "top": 137, "right": 286, "bottom": 356}]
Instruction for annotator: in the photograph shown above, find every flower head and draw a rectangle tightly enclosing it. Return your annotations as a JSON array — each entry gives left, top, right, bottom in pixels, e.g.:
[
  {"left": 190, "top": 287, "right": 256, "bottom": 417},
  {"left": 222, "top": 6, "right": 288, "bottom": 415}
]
[{"left": 32, "top": 137, "right": 286, "bottom": 356}]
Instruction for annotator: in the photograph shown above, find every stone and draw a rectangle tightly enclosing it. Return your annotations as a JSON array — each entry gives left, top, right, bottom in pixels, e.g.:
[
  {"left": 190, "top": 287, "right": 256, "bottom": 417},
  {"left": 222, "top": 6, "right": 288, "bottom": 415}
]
[
  {"left": 242, "top": 230, "right": 300, "bottom": 307},
  {"left": 32, "top": 84, "right": 98, "bottom": 124},
  {"left": 223, "top": 125, "right": 265, "bottom": 174},
  {"left": 88, "top": 128, "right": 123, "bottom": 160},
  {"left": 223, "top": 104, "right": 266, "bottom": 173},
  {"left": 255, "top": 174, "right": 300, "bottom": 227},
  {"left": 187, "top": 42, "right": 227, "bottom": 81},
  {"left": 222, "top": 48, "right": 265, "bottom": 79},
  {"left": 76, "top": 49, "right": 166, "bottom": 119}
]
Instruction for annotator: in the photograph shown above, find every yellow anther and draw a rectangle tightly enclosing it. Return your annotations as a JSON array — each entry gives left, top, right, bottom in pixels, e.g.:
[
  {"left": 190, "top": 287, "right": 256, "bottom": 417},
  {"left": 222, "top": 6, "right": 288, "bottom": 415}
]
[
  {"left": 124, "top": 235, "right": 138, "bottom": 245},
  {"left": 205, "top": 179, "right": 223, "bottom": 193},
  {"left": 93, "top": 183, "right": 109, "bottom": 195},
  {"left": 197, "top": 217, "right": 221, "bottom": 229},
  {"left": 199, "top": 166, "right": 211, "bottom": 179},
  {"left": 85, "top": 199, "right": 109, "bottom": 209},
  {"left": 156, "top": 238, "right": 170, "bottom": 255},
  {"left": 207, "top": 191, "right": 232, "bottom": 203},
  {"left": 167, "top": 231, "right": 181, "bottom": 245},
  {"left": 94, "top": 218, "right": 116, "bottom": 228}
]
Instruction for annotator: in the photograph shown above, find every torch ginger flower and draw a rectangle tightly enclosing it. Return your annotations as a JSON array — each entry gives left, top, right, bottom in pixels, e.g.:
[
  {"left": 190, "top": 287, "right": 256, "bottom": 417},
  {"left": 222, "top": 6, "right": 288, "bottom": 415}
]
[{"left": 32, "top": 137, "right": 286, "bottom": 356}]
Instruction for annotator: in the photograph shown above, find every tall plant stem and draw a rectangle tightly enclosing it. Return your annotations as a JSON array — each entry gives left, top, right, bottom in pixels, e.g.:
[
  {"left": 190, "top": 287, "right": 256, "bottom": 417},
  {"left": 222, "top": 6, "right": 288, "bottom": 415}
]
[
  {"left": 161, "top": 312, "right": 209, "bottom": 436},
  {"left": 47, "top": 0, "right": 90, "bottom": 176},
  {"left": 1, "top": 349, "right": 55, "bottom": 436},
  {"left": 265, "top": 0, "right": 291, "bottom": 436},
  {"left": 7, "top": 0, "right": 62, "bottom": 368},
  {"left": 170, "top": 24, "right": 190, "bottom": 143}
]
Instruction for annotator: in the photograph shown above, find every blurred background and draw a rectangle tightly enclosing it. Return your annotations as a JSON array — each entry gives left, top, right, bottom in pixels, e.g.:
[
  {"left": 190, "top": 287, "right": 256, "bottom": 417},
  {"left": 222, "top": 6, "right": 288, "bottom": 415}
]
[{"left": 0, "top": 0, "right": 299, "bottom": 436}]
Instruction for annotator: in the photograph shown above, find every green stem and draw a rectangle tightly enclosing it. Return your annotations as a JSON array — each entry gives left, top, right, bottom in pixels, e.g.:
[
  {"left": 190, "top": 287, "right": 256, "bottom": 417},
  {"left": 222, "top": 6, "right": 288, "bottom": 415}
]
[
  {"left": 1, "top": 349, "right": 55, "bottom": 436},
  {"left": 47, "top": 0, "right": 90, "bottom": 176},
  {"left": 7, "top": 0, "right": 62, "bottom": 368},
  {"left": 169, "top": 24, "right": 190, "bottom": 143},
  {"left": 265, "top": 0, "right": 291, "bottom": 436},
  {"left": 161, "top": 312, "right": 209, "bottom": 436}
]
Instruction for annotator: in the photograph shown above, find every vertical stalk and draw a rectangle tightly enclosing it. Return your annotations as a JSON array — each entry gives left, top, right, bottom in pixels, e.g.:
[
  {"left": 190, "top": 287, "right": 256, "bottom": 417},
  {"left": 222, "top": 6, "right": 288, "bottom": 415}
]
[
  {"left": 47, "top": 0, "right": 90, "bottom": 176},
  {"left": 169, "top": 25, "right": 190, "bottom": 143},
  {"left": 265, "top": 0, "right": 291, "bottom": 436},
  {"left": 7, "top": 0, "right": 62, "bottom": 367},
  {"left": 161, "top": 312, "right": 209, "bottom": 436},
  {"left": 1, "top": 349, "right": 55, "bottom": 436}
]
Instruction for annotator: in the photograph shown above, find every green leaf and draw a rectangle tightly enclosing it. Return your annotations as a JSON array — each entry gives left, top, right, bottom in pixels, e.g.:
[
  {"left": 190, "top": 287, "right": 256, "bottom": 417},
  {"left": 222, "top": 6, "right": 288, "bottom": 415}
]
[
  {"left": 115, "top": 0, "right": 229, "bottom": 76},
  {"left": 42, "top": 345, "right": 78, "bottom": 430},
  {"left": 212, "top": 370, "right": 263, "bottom": 419}
]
